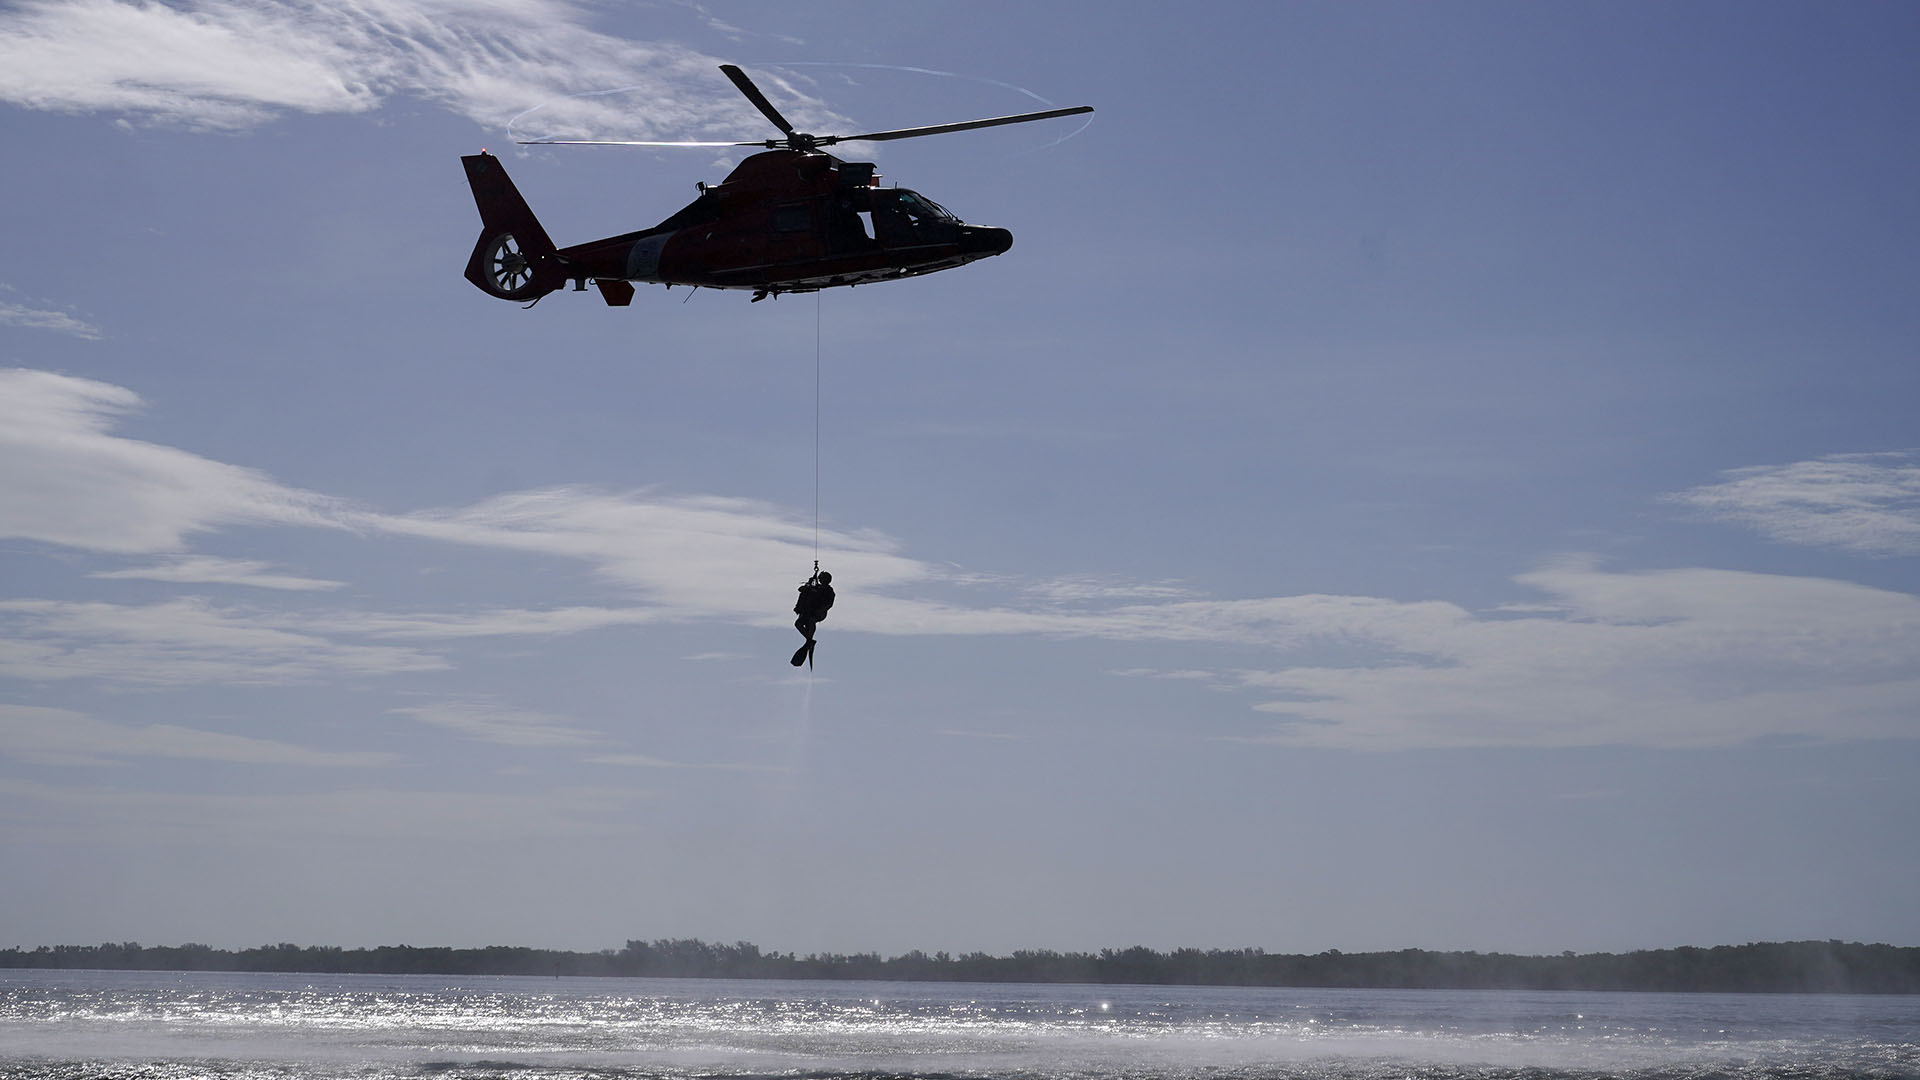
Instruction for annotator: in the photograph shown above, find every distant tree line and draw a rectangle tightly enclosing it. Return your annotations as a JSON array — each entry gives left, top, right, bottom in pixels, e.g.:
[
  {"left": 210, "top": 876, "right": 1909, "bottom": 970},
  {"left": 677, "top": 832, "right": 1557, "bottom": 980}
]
[{"left": 2, "top": 939, "right": 1916, "bottom": 994}]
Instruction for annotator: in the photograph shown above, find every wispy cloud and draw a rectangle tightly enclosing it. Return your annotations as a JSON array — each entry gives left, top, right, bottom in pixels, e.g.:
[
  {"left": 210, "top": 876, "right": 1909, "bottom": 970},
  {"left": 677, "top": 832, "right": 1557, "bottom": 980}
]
[
  {"left": 301, "top": 604, "right": 669, "bottom": 639},
  {"left": 375, "top": 486, "right": 928, "bottom": 625},
  {"left": 8, "top": 367, "right": 1920, "bottom": 750},
  {"left": 1667, "top": 451, "right": 1920, "bottom": 556},
  {"left": 0, "top": 287, "right": 101, "bottom": 339},
  {"left": 0, "top": 368, "right": 351, "bottom": 554},
  {"left": 0, "top": 704, "right": 394, "bottom": 767},
  {"left": 675, "top": 0, "right": 805, "bottom": 47},
  {"left": 584, "top": 752, "right": 788, "bottom": 771},
  {"left": 0, "top": 0, "right": 849, "bottom": 138},
  {"left": 394, "top": 701, "right": 599, "bottom": 747},
  {"left": 90, "top": 555, "right": 344, "bottom": 591},
  {"left": 1108, "top": 668, "right": 1222, "bottom": 683},
  {"left": 0, "top": 597, "right": 446, "bottom": 685},
  {"left": 1200, "top": 557, "right": 1920, "bottom": 750},
  {"left": 1024, "top": 575, "right": 1198, "bottom": 604},
  {"left": 0, "top": 776, "right": 648, "bottom": 843}
]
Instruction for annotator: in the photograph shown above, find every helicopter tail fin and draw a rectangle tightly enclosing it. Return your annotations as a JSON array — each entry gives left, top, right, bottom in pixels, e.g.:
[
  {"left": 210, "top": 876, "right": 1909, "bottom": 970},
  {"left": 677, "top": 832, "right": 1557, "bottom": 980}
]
[{"left": 461, "top": 152, "right": 567, "bottom": 302}]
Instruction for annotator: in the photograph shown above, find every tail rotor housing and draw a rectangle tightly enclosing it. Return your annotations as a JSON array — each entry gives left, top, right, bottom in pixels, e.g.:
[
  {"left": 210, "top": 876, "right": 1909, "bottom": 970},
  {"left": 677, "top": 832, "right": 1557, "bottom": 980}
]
[{"left": 461, "top": 152, "right": 566, "bottom": 301}]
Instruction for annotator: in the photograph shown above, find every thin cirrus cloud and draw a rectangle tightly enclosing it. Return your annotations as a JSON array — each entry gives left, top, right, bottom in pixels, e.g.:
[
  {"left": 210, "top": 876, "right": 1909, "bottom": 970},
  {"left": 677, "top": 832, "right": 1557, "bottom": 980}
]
[
  {"left": 90, "top": 555, "right": 345, "bottom": 591},
  {"left": 0, "top": 776, "right": 648, "bottom": 843},
  {"left": 583, "top": 752, "right": 790, "bottom": 772},
  {"left": 393, "top": 702, "right": 602, "bottom": 748},
  {"left": 0, "top": 0, "right": 849, "bottom": 138},
  {"left": 299, "top": 604, "right": 671, "bottom": 640},
  {"left": 0, "top": 597, "right": 447, "bottom": 686},
  {"left": 380, "top": 486, "right": 929, "bottom": 626},
  {"left": 0, "top": 292, "right": 101, "bottom": 340},
  {"left": 0, "top": 368, "right": 350, "bottom": 555},
  {"left": 1205, "top": 557, "right": 1920, "bottom": 751},
  {"left": 6, "top": 366, "right": 1920, "bottom": 749},
  {"left": 1667, "top": 452, "right": 1920, "bottom": 557},
  {"left": 0, "top": 704, "right": 395, "bottom": 767}
]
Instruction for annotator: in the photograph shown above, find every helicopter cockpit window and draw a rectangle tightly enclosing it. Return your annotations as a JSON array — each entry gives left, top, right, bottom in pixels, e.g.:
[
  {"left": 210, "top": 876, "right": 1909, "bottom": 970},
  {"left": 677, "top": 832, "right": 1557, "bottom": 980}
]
[
  {"left": 894, "top": 191, "right": 957, "bottom": 223},
  {"left": 772, "top": 204, "right": 812, "bottom": 233},
  {"left": 870, "top": 189, "right": 959, "bottom": 247}
]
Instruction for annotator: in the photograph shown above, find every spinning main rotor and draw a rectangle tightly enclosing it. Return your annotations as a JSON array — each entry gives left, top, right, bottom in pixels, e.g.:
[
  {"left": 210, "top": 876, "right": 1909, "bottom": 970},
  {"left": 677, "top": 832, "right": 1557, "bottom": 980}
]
[{"left": 518, "top": 64, "right": 1093, "bottom": 152}]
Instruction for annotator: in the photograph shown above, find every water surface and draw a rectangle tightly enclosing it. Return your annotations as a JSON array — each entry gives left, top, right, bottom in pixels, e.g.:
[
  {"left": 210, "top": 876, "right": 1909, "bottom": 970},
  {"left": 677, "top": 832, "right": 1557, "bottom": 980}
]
[{"left": 2, "top": 969, "right": 1916, "bottom": 1078}]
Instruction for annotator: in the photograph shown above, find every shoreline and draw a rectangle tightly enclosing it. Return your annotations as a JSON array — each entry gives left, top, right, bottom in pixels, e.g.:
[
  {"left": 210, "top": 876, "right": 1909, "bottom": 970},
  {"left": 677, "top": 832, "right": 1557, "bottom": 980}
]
[{"left": 5, "top": 939, "right": 1917, "bottom": 995}]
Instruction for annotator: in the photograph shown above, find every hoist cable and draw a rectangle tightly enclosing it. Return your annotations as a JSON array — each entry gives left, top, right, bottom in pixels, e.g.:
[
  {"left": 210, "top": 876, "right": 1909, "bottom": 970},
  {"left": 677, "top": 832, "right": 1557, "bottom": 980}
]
[{"left": 814, "top": 292, "right": 821, "bottom": 562}]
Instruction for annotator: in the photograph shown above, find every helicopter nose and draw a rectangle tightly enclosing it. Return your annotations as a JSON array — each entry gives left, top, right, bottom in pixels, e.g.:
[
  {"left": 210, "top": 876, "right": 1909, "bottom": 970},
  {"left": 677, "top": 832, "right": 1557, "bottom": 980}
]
[{"left": 959, "top": 226, "right": 1013, "bottom": 256}]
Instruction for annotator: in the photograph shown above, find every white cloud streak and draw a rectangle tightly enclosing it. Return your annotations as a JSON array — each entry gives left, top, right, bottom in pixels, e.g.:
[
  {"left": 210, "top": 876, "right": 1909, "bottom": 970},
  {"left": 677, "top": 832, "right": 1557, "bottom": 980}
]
[
  {"left": 375, "top": 486, "right": 928, "bottom": 627},
  {"left": 90, "top": 555, "right": 344, "bottom": 590},
  {"left": 0, "top": 369, "right": 351, "bottom": 554},
  {"left": 583, "top": 752, "right": 787, "bottom": 771},
  {"left": 1207, "top": 558, "right": 1920, "bottom": 750},
  {"left": 1023, "top": 575, "right": 1199, "bottom": 604},
  {"left": 300, "top": 605, "right": 668, "bottom": 639},
  {"left": 0, "top": 776, "right": 648, "bottom": 843},
  {"left": 0, "top": 597, "right": 446, "bottom": 685},
  {"left": 0, "top": 703, "right": 393, "bottom": 766},
  {"left": 394, "top": 701, "right": 599, "bottom": 747},
  {"left": 0, "top": 0, "right": 848, "bottom": 138},
  {"left": 1667, "top": 451, "right": 1920, "bottom": 556},
  {"left": 0, "top": 294, "right": 101, "bottom": 339},
  {"left": 7, "top": 366, "right": 1920, "bottom": 750}
]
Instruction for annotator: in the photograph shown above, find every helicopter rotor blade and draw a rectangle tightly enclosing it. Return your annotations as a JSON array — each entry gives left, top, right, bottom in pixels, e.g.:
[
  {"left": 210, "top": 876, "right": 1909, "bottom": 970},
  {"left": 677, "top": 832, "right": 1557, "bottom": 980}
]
[
  {"left": 516, "top": 138, "right": 764, "bottom": 147},
  {"left": 820, "top": 105, "right": 1094, "bottom": 146},
  {"left": 517, "top": 69, "right": 1091, "bottom": 154},
  {"left": 720, "top": 63, "right": 798, "bottom": 137}
]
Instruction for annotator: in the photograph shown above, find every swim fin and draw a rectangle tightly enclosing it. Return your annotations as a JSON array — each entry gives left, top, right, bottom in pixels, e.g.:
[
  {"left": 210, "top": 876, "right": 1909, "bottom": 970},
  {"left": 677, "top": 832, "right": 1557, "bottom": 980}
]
[{"left": 790, "top": 640, "right": 815, "bottom": 667}]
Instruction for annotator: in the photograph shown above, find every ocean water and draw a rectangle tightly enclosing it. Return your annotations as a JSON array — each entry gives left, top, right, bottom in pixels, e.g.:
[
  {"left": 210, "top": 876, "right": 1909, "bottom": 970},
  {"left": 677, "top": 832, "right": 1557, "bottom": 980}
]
[{"left": 2, "top": 969, "right": 1917, "bottom": 1079}]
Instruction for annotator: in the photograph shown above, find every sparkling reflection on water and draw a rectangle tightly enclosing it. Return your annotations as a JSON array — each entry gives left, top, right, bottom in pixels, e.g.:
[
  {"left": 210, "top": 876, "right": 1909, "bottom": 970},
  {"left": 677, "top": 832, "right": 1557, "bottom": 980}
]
[{"left": 2, "top": 969, "right": 1917, "bottom": 1079}]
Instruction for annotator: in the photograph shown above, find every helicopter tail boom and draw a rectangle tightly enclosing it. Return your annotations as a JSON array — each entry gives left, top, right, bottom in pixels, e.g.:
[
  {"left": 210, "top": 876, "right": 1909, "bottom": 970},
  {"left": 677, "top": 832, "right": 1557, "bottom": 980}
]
[{"left": 461, "top": 152, "right": 566, "bottom": 302}]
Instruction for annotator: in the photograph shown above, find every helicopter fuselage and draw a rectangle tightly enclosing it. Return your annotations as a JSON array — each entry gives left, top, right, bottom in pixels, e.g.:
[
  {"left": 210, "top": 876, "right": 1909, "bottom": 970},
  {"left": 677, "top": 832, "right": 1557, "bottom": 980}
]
[{"left": 462, "top": 149, "right": 1013, "bottom": 305}]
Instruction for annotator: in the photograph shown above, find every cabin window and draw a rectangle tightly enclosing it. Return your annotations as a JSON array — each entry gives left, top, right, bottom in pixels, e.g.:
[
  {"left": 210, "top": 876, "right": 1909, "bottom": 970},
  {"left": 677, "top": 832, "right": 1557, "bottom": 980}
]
[{"left": 772, "top": 204, "right": 812, "bottom": 233}]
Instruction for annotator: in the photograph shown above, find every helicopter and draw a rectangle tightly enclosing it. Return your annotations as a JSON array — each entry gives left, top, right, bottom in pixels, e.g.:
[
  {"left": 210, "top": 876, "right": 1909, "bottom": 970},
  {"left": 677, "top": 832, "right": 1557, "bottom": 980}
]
[{"left": 461, "top": 64, "right": 1091, "bottom": 305}]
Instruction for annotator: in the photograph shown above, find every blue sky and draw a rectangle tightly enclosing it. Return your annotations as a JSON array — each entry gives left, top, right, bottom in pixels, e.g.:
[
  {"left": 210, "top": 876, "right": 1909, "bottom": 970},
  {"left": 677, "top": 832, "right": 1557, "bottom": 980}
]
[{"left": 2, "top": 0, "right": 1918, "bottom": 956}]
